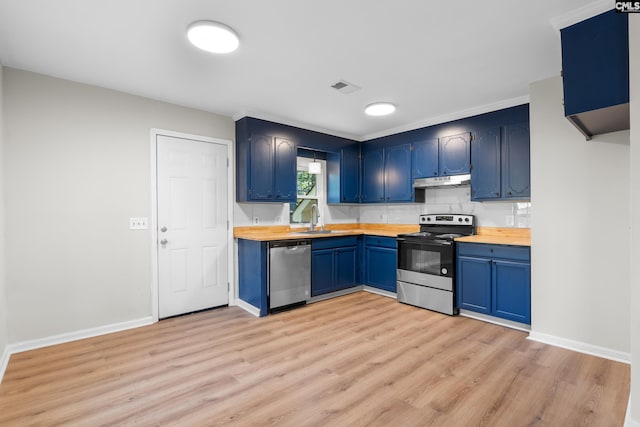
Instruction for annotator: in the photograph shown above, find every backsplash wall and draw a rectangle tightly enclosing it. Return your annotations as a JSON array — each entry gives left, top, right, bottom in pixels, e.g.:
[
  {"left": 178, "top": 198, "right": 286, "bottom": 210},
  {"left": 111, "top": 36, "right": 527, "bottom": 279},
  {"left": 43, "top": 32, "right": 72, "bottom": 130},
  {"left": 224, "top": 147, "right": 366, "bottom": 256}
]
[
  {"left": 359, "top": 186, "right": 531, "bottom": 228},
  {"left": 234, "top": 186, "right": 531, "bottom": 228}
]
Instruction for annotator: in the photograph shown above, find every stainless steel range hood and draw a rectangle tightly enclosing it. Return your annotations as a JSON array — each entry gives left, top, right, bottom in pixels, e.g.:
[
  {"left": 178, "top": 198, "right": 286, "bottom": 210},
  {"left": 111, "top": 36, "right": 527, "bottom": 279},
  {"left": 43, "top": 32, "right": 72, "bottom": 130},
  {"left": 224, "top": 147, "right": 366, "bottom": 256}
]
[{"left": 413, "top": 174, "right": 471, "bottom": 188}]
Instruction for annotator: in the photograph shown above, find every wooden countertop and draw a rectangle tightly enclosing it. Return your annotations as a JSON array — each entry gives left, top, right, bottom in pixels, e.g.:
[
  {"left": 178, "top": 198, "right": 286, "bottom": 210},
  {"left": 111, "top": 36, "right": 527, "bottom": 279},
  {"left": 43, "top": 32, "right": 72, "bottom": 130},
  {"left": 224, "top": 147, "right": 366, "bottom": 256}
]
[
  {"left": 235, "top": 224, "right": 531, "bottom": 246},
  {"left": 454, "top": 227, "right": 531, "bottom": 246},
  {"left": 233, "top": 223, "right": 419, "bottom": 241}
]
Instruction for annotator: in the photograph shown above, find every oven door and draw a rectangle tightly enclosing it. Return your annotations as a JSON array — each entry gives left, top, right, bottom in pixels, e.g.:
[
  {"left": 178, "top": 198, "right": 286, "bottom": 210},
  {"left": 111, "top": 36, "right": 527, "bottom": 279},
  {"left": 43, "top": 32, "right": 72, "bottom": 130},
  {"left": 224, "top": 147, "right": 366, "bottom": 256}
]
[{"left": 397, "top": 237, "right": 453, "bottom": 279}]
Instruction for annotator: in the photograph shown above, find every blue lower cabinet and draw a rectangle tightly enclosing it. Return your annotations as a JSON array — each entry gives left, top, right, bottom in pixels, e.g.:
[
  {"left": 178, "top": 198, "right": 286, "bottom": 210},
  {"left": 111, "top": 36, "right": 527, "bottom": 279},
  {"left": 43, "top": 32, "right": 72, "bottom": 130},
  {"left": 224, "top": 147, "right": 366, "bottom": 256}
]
[
  {"left": 335, "top": 247, "right": 358, "bottom": 290},
  {"left": 364, "top": 236, "right": 397, "bottom": 292},
  {"left": 456, "top": 243, "right": 531, "bottom": 324},
  {"left": 311, "top": 237, "right": 359, "bottom": 296},
  {"left": 457, "top": 256, "right": 491, "bottom": 314},
  {"left": 493, "top": 259, "right": 531, "bottom": 324},
  {"left": 311, "top": 249, "right": 335, "bottom": 296},
  {"left": 237, "top": 239, "right": 268, "bottom": 316}
]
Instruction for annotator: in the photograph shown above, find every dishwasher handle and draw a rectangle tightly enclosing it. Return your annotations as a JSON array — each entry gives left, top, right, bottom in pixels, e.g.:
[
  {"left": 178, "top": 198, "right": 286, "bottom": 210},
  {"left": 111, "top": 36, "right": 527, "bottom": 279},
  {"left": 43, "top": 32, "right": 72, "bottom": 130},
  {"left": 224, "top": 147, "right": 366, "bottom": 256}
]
[{"left": 269, "top": 239, "right": 312, "bottom": 249}]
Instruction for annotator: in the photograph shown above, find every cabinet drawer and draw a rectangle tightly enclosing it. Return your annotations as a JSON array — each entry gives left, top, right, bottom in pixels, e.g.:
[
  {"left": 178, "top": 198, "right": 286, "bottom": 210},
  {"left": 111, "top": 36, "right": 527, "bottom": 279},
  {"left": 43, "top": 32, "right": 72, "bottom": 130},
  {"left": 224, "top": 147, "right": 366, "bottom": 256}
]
[
  {"left": 312, "top": 236, "right": 359, "bottom": 250},
  {"left": 457, "top": 243, "right": 530, "bottom": 262},
  {"left": 364, "top": 235, "right": 397, "bottom": 249}
]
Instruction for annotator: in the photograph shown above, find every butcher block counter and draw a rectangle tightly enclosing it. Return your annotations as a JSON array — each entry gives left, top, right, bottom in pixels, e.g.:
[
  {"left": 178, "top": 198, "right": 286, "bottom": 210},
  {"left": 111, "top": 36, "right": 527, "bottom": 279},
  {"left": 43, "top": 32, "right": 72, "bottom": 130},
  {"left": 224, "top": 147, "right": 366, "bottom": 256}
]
[
  {"left": 454, "top": 227, "right": 531, "bottom": 246},
  {"left": 234, "top": 223, "right": 419, "bottom": 241}
]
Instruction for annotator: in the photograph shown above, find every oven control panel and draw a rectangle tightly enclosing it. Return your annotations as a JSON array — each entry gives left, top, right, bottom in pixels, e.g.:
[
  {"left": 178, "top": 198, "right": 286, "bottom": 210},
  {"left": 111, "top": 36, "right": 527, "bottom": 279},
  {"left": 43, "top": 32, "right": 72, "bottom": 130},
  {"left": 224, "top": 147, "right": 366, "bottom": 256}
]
[{"left": 419, "top": 214, "right": 474, "bottom": 225}]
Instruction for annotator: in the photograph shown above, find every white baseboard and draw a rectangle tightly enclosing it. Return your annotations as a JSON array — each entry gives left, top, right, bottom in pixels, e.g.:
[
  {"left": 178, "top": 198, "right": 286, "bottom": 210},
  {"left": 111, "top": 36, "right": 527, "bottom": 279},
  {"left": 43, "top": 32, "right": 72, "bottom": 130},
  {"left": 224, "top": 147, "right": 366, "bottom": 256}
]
[
  {"left": 527, "top": 331, "right": 631, "bottom": 364},
  {"left": 0, "top": 316, "right": 154, "bottom": 384},
  {"left": 0, "top": 345, "right": 10, "bottom": 384},
  {"left": 459, "top": 310, "right": 531, "bottom": 333},
  {"left": 235, "top": 299, "right": 260, "bottom": 317},
  {"left": 8, "top": 317, "right": 154, "bottom": 355},
  {"left": 308, "top": 286, "right": 363, "bottom": 303},
  {"left": 362, "top": 286, "right": 397, "bottom": 299}
]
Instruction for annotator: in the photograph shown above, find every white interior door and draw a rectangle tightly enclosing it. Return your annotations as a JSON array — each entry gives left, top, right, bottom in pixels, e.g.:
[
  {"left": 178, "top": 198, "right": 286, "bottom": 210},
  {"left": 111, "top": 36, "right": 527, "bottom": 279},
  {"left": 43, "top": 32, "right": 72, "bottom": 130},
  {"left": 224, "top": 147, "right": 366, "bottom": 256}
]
[{"left": 157, "top": 134, "right": 229, "bottom": 318}]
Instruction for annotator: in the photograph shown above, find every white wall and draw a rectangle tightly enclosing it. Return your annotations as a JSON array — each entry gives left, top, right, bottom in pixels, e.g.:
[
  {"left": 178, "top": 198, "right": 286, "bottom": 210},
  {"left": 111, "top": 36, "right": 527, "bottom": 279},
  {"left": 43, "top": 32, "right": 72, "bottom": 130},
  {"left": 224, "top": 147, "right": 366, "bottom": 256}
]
[
  {"left": 0, "top": 65, "right": 9, "bottom": 368},
  {"left": 530, "top": 75, "right": 630, "bottom": 355},
  {"left": 629, "top": 14, "right": 640, "bottom": 426},
  {"left": 3, "top": 68, "right": 234, "bottom": 343}
]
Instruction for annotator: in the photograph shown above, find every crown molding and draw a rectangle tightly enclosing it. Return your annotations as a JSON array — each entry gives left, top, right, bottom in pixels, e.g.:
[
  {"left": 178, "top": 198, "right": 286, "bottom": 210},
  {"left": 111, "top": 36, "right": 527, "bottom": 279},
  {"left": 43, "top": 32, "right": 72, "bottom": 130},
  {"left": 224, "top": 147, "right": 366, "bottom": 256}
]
[
  {"left": 360, "top": 95, "right": 530, "bottom": 141},
  {"left": 232, "top": 110, "right": 360, "bottom": 141},
  {"left": 550, "top": 0, "right": 611, "bottom": 33}
]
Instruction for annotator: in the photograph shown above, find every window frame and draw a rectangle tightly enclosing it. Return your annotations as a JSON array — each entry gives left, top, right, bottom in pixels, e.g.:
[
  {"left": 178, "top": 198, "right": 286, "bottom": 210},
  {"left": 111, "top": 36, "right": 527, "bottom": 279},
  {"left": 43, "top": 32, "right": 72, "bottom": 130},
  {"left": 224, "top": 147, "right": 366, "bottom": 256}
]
[{"left": 290, "top": 157, "right": 327, "bottom": 227}]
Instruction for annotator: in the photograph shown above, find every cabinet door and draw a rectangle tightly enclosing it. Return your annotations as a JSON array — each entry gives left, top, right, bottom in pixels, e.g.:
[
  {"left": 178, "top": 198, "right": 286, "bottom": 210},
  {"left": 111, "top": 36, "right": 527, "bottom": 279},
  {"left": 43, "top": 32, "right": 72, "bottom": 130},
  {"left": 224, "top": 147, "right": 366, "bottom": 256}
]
[
  {"left": 249, "top": 134, "right": 274, "bottom": 200},
  {"left": 335, "top": 247, "right": 357, "bottom": 290},
  {"left": 439, "top": 132, "right": 471, "bottom": 176},
  {"left": 361, "top": 147, "right": 385, "bottom": 203},
  {"left": 341, "top": 145, "right": 360, "bottom": 203},
  {"left": 561, "top": 10, "right": 629, "bottom": 117},
  {"left": 311, "top": 249, "right": 335, "bottom": 296},
  {"left": 273, "top": 137, "right": 297, "bottom": 202},
  {"left": 492, "top": 260, "right": 531, "bottom": 324},
  {"left": 502, "top": 123, "right": 530, "bottom": 200},
  {"left": 384, "top": 143, "right": 413, "bottom": 202},
  {"left": 470, "top": 127, "right": 501, "bottom": 200},
  {"left": 365, "top": 246, "right": 397, "bottom": 292},
  {"left": 412, "top": 138, "right": 438, "bottom": 179},
  {"left": 456, "top": 256, "right": 491, "bottom": 314}
]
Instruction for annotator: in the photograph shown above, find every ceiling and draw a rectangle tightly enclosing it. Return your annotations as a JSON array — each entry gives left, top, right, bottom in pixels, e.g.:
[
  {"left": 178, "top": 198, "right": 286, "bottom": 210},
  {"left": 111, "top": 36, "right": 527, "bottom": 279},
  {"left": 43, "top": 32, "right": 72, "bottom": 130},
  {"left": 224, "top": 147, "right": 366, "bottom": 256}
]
[{"left": 0, "top": 0, "right": 607, "bottom": 140}]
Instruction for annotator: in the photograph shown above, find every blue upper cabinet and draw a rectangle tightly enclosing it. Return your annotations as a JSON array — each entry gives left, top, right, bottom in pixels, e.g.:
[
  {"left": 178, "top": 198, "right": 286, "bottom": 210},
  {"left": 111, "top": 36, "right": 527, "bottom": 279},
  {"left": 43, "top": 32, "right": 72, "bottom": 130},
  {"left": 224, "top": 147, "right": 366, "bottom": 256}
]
[
  {"left": 361, "top": 146, "right": 385, "bottom": 203},
  {"left": 412, "top": 138, "right": 438, "bottom": 178},
  {"left": 237, "top": 117, "right": 358, "bottom": 203},
  {"left": 273, "top": 137, "right": 297, "bottom": 201},
  {"left": 502, "top": 122, "right": 530, "bottom": 199},
  {"left": 384, "top": 143, "right": 413, "bottom": 202},
  {"left": 237, "top": 118, "right": 297, "bottom": 203},
  {"left": 239, "top": 133, "right": 296, "bottom": 203},
  {"left": 361, "top": 143, "right": 413, "bottom": 203},
  {"left": 561, "top": 10, "right": 629, "bottom": 139},
  {"left": 439, "top": 132, "right": 471, "bottom": 175},
  {"left": 248, "top": 134, "right": 275, "bottom": 200},
  {"left": 471, "top": 122, "right": 530, "bottom": 201},
  {"left": 340, "top": 145, "right": 360, "bottom": 203},
  {"left": 471, "top": 127, "right": 501, "bottom": 200}
]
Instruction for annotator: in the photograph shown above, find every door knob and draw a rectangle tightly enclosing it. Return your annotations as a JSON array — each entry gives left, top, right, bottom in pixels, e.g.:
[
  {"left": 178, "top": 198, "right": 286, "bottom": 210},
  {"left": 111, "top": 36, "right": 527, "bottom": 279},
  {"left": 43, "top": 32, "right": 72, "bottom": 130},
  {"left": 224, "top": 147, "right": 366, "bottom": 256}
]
[
  {"left": 160, "top": 226, "right": 167, "bottom": 232},
  {"left": 160, "top": 239, "right": 168, "bottom": 245}
]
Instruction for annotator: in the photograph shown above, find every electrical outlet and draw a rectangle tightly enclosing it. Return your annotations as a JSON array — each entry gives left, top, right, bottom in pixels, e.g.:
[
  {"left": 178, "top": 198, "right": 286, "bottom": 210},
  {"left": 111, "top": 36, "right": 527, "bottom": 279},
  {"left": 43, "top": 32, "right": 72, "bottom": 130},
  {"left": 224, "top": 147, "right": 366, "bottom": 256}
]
[
  {"left": 253, "top": 216, "right": 259, "bottom": 225},
  {"left": 505, "top": 215, "right": 515, "bottom": 227},
  {"left": 129, "top": 217, "right": 148, "bottom": 230},
  {"left": 275, "top": 216, "right": 281, "bottom": 224}
]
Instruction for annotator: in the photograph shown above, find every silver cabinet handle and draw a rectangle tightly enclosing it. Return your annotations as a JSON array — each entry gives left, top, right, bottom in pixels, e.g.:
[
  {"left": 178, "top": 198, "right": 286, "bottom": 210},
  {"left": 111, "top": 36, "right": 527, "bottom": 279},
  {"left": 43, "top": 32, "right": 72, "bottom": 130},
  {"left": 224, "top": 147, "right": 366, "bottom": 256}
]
[{"left": 160, "top": 239, "right": 168, "bottom": 245}]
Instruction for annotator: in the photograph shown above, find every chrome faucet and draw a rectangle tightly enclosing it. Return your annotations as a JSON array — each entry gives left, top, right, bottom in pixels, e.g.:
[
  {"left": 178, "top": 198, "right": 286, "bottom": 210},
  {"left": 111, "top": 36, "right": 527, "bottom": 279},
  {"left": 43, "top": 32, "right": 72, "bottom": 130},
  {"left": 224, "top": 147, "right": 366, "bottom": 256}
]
[{"left": 310, "top": 203, "right": 319, "bottom": 231}]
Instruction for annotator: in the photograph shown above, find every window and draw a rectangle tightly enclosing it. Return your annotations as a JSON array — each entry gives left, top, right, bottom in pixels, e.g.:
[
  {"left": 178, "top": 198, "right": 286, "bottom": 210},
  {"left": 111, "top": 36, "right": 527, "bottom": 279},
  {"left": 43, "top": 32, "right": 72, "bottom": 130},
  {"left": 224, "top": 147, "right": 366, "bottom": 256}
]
[{"left": 290, "top": 157, "right": 326, "bottom": 225}]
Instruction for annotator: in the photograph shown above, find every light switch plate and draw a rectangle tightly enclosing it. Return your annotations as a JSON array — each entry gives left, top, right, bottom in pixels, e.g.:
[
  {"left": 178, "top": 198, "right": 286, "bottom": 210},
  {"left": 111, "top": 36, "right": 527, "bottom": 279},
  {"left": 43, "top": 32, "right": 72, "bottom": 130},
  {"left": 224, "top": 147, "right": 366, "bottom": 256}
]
[{"left": 129, "top": 217, "right": 148, "bottom": 230}]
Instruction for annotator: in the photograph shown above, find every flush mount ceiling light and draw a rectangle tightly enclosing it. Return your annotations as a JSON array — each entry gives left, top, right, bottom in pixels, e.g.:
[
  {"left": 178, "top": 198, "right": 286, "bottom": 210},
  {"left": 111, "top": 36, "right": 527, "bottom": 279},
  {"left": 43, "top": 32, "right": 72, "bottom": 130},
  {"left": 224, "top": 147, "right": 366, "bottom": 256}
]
[
  {"left": 364, "top": 102, "right": 396, "bottom": 116},
  {"left": 187, "top": 21, "right": 239, "bottom": 54}
]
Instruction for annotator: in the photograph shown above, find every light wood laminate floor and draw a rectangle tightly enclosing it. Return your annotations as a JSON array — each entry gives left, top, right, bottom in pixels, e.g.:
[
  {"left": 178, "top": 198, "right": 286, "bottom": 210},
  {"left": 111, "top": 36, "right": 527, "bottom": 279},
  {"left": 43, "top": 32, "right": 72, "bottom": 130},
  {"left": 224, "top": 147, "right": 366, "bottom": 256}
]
[{"left": 0, "top": 292, "right": 630, "bottom": 426}]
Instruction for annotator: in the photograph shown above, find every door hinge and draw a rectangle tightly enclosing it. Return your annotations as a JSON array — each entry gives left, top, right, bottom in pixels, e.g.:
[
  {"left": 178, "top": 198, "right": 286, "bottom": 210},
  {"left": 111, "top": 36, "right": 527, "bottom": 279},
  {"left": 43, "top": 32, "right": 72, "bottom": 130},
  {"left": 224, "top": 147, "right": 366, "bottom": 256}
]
[
  {"left": 227, "top": 282, "right": 230, "bottom": 292},
  {"left": 227, "top": 220, "right": 229, "bottom": 230},
  {"left": 227, "top": 158, "right": 229, "bottom": 167}
]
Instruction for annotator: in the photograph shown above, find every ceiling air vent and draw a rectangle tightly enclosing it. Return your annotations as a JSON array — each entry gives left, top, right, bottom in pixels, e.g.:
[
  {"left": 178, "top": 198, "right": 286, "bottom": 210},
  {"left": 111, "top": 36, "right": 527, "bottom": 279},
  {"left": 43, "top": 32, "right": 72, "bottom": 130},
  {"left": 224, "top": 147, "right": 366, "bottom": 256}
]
[{"left": 331, "top": 80, "right": 361, "bottom": 94}]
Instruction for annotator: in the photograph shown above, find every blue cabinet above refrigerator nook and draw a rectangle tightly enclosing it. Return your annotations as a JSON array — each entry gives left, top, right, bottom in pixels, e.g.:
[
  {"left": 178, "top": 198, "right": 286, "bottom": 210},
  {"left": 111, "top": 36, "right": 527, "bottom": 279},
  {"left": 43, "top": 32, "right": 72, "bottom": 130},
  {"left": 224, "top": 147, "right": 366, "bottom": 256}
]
[{"left": 560, "top": 10, "right": 629, "bottom": 140}]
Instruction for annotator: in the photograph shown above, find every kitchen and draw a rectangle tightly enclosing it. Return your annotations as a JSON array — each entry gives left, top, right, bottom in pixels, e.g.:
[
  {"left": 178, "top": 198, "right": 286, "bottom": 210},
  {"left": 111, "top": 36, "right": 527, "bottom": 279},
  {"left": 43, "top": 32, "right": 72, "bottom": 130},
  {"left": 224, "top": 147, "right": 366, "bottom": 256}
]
[{"left": 0, "top": 1, "right": 638, "bottom": 425}]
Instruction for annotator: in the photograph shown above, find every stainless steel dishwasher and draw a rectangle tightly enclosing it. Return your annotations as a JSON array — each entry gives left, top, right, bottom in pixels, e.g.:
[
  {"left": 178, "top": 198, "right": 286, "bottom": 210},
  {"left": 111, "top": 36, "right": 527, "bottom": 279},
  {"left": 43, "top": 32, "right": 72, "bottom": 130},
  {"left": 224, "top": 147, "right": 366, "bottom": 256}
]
[{"left": 268, "top": 239, "right": 311, "bottom": 312}]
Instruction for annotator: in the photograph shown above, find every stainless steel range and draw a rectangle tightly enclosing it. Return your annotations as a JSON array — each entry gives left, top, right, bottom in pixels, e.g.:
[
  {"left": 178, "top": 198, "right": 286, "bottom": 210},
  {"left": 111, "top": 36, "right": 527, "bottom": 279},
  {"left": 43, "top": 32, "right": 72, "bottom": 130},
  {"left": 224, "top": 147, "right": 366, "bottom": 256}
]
[{"left": 396, "top": 214, "right": 475, "bottom": 315}]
